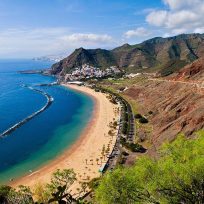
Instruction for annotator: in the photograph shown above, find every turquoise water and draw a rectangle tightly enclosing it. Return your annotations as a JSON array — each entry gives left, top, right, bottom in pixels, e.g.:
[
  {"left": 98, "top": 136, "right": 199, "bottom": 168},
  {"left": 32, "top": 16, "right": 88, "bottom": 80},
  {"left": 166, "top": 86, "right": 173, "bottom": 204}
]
[{"left": 0, "top": 59, "right": 94, "bottom": 184}]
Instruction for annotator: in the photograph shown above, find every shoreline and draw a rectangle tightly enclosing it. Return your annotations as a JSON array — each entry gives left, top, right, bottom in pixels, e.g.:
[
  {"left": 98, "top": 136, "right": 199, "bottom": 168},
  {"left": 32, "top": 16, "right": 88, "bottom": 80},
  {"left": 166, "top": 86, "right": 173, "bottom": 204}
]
[{"left": 10, "top": 84, "right": 120, "bottom": 191}]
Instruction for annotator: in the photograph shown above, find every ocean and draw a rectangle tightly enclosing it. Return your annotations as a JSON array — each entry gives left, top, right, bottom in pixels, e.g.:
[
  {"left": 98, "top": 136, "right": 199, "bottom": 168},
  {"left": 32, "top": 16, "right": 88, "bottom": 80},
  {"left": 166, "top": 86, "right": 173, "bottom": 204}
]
[{"left": 0, "top": 59, "right": 94, "bottom": 184}]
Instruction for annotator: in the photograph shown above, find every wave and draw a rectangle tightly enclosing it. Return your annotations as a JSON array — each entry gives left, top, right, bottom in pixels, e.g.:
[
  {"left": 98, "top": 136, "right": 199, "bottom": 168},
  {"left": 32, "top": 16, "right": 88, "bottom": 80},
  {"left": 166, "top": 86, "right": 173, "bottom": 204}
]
[{"left": 0, "top": 86, "right": 54, "bottom": 138}]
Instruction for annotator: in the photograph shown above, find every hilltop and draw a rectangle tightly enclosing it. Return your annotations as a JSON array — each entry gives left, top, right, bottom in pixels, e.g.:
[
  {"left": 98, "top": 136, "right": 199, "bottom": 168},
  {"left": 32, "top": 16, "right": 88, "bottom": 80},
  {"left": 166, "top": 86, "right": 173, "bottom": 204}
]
[{"left": 51, "top": 33, "right": 204, "bottom": 76}]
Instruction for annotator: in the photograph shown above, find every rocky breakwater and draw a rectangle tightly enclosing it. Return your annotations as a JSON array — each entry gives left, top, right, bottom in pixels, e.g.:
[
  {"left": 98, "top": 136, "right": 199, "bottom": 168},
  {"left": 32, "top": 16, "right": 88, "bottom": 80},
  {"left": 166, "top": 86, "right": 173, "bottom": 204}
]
[{"left": 0, "top": 86, "right": 54, "bottom": 138}]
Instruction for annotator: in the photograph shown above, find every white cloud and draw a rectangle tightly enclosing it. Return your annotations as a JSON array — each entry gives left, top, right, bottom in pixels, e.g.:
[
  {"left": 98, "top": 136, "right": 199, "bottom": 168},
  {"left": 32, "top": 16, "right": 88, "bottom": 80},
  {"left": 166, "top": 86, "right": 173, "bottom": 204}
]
[
  {"left": 146, "top": 0, "right": 204, "bottom": 35},
  {"left": 146, "top": 10, "right": 168, "bottom": 27},
  {"left": 163, "top": 0, "right": 201, "bottom": 10},
  {"left": 0, "top": 28, "right": 115, "bottom": 58},
  {"left": 61, "top": 33, "right": 113, "bottom": 44},
  {"left": 124, "top": 27, "right": 151, "bottom": 38},
  {"left": 194, "top": 27, "right": 204, "bottom": 33}
]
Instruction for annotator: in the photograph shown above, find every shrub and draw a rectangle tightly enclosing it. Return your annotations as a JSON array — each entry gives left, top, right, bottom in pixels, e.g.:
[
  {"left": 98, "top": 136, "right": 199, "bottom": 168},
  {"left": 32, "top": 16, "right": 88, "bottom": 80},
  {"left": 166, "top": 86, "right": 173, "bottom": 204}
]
[
  {"left": 95, "top": 131, "right": 204, "bottom": 204},
  {"left": 117, "top": 155, "right": 126, "bottom": 165},
  {"left": 122, "top": 151, "right": 129, "bottom": 156},
  {"left": 139, "top": 117, "right": 148, "bottom": 124},
  {"left": 134, "top": 113, "right": 142, "bottom": 119},
  {"left": 0, "top": 185, "right": 12, "bottom": 203},
  {"left": 125, "top": 142, "right": 146, "bottom": 153},
  {"left": 148, "top": 111, "right": 153, "bottom": 115},
  {"left": 88, "top": 177, "right": 101, "bottom": 190}
]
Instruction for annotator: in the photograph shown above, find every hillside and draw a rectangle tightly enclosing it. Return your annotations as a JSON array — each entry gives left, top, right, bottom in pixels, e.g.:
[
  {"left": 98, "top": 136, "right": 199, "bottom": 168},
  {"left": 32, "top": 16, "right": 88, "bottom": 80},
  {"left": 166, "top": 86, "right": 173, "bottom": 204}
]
[
  {"left": 96, "top": 57, "right": 204, "bottom": 156},
  {"left": 51, "top": 33, "right": 204, "bottom": 75},
  {"left": 51, "top": 48, "right": 116, "bottom": 75},
  {"left": 169, "top": 57, "right": 204, "bottom": 81}
]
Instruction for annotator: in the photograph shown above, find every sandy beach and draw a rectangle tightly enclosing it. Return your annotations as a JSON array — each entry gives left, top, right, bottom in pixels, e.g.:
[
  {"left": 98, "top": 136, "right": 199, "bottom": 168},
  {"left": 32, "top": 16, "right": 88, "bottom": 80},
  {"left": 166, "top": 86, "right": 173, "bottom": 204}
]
[{"left": 10, "top": 84, "right": 120, "bottom": 192}]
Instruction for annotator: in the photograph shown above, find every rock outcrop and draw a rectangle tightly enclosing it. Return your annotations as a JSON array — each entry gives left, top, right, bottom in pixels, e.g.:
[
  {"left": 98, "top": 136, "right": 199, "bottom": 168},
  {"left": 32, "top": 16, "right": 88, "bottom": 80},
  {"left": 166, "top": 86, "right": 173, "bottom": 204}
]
[{"left": 123, "top": 58, "right": 204, "bottom": 149}]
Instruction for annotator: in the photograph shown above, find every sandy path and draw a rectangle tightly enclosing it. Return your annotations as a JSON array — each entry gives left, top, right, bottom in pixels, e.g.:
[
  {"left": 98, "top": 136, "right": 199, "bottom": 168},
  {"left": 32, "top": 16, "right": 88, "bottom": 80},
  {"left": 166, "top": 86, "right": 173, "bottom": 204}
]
[{"left": 10, "top": 84, "right": 119, "bottom": 192}]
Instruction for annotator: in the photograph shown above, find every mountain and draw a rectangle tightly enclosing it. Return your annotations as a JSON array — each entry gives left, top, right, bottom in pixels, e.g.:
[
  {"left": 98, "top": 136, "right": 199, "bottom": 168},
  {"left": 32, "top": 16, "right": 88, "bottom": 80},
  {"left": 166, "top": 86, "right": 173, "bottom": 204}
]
[
  {"left": 51, "top": 33, "right": 204, "bottom": 75},
  {"left": 170, "top": 57, "right": 204, "bottom": 81},
  {"left": 51, "top": 48, "right": 116, "bottom": 75}
]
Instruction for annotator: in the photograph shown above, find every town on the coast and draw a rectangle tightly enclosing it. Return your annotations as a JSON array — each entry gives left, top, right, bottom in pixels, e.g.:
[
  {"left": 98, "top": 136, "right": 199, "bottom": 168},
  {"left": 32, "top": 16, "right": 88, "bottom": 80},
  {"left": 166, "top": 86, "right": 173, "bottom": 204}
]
[{"left": 64, "top": 64, "right": 122, "bottom": 81}]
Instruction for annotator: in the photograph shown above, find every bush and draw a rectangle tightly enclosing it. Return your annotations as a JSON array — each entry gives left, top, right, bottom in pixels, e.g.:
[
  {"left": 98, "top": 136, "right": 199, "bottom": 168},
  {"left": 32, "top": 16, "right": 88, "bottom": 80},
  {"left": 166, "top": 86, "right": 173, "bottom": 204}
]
[
  {"left": 120, "top": 138, "right": 146, "bottom": 153},
  {"left": 125, "top": 142, "right": 146, "bottom": 153},
  {"left": 117, "top": 155, "right": 127, "bottom": 165},
  {"left": 120, "top": 137, "right": 127, "bottom": 145},
  {"left": 139, "top": 117, "right": 148, "bottom": 124},
  {"left": 88, "top": 177, "right": 101, "bottom": 190},
  {"left": 122, "top": 151, "right": 129, "bottom": 156},
  {"left": 134, "top": 113, "right": 142, "bottom": 119},
  {"left": 95, "top": 131, "right": 204, "bottom": 204},
  {"left": 148, "top": 111, "right": 153, "bottom": 115},
  {"left": 0, "top": 185, "right": 12, "bottom": 203}
]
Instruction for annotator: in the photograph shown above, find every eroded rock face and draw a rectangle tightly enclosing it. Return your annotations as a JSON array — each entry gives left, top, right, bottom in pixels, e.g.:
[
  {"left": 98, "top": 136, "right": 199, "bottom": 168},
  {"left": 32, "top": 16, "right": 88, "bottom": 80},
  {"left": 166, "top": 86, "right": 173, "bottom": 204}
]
[
  {"left": 170, "top": 57, "right": 204, "bottom": 81},
  {"left": 125, "top": 83, "right": 204, "bottom": 147},
  {"left": 124, "top": 59, "right": 204, "bottom": 149}
]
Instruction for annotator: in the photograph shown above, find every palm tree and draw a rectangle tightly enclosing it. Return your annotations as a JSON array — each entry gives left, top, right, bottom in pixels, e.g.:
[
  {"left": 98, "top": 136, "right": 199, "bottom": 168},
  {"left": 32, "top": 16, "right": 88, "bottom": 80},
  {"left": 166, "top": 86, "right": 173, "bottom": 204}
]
[{"left": 96, "top": 158, "right": 99, "bottom": 165}]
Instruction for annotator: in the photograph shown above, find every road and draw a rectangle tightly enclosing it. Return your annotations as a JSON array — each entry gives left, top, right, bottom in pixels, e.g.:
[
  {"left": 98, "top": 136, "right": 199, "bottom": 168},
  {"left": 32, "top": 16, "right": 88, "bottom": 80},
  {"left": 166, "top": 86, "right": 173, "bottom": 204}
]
[{"left": 148, "top": 78, "right": 204, "bottom": 90}]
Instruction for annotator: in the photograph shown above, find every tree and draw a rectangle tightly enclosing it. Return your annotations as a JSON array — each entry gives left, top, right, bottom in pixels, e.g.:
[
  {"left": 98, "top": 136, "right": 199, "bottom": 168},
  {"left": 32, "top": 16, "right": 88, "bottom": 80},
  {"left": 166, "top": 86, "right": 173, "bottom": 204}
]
[
  {"left": 7, "top": 185, "right": 34, "bottom": 204},
  {"left": 33, "top": 182, "right": 51, "bottom": 203},
  {"left": 47, "top": 169, "right": 77, "bottom": 203},
  {"left": 139, "top": 117, "right": 148, "bottom": 124},
  {"left": 95, "top": 131, "right": 204, "bottom": 204},
  {"left": 134, "top": 114, "right": 142, "bottom": 119},
  {"left": 0, "top": 185, "right": 12, "bottom": 204},
  {"left": 95, "top": 167, "right": 157, "bottom": 204},
  {"left": 152, "top": 132, "right": 204, "bottom": 203}
]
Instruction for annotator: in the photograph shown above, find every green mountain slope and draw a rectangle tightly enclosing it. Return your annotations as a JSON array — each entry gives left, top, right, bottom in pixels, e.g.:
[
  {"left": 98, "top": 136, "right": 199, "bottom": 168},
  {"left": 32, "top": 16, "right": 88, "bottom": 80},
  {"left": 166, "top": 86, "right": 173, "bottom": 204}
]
[{"left": 51, "top": 33, "right": 204, "bottom": 75}]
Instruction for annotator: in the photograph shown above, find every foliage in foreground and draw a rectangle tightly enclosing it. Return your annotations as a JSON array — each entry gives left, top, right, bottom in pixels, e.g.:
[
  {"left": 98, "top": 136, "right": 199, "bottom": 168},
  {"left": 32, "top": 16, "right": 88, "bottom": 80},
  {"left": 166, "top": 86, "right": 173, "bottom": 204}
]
[
  {"left": 95, "top": 131, "right": 204, "bottom": 204},
  {"left": 1, "top": 131, "right": 204, "bottom": 203},
  {"left": 0, "top": 169, "right": 87, "bottom": 204}
]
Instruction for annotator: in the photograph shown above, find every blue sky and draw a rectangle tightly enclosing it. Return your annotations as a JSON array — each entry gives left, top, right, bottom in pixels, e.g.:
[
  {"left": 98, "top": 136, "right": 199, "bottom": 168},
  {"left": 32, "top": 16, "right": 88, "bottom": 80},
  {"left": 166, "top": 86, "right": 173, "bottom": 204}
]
[{"left": 0, "top": 0, "right": 203, "bottom": 58}]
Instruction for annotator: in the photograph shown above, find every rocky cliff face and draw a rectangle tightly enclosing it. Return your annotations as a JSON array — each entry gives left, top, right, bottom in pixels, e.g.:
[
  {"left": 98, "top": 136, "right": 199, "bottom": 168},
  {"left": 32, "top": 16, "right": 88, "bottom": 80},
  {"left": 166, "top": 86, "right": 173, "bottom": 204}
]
[
  {"left": 51, "top": 33, "right": 204, "bottom": 75},
  {"left": 124, "top": 58, "right": 204, "bottom": 150},
  {"left": 170, "top": 57, "right": 204, "bottom": 81},
  {"left": 97, "top": 57, "right": 204, "bottom": 157}
]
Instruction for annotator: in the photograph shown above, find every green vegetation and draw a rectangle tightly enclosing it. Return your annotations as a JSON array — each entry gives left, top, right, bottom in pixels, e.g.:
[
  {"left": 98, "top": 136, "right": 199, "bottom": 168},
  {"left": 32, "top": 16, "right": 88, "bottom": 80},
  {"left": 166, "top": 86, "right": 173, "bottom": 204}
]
[
  {"left": 93, "top": 85, "right": 133, "bottom": 138},
  {"left": 52, "top": 33, "right": 203, "bottom": 75},
  {"left": 134, "top": 114, "right": 142, "bottom": 119},
  {"left": 95, "top": 131, "right": 204, "bottom": 204},
  {"left": 95, "top": 78, "right": 153, "bottom": 145},
  {"left": 0, "top": 169, "right": 87, "bottom": 204},
  {"left": 120, "top": 137, "right": 146, "bottom": 153},
  {"left": 1, "top": 132, "right": 204, "bottom": 203},
  {"left": 134, "top": 114, "right": 148, "bottom": 124},
  {"left": 139, "top": 117, "right": 148, "bottom": 124}
]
